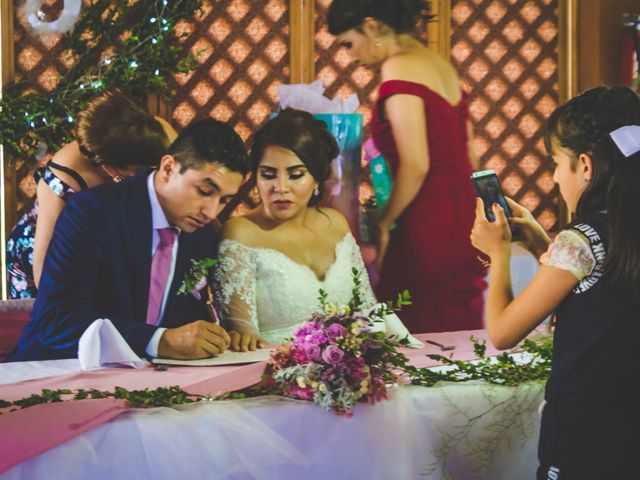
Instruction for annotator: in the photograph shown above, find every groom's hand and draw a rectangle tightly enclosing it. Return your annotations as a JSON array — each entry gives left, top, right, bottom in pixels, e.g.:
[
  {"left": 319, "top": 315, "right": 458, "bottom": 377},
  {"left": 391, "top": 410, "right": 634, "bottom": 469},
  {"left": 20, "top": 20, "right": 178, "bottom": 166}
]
[{"left": 158, "top": 320, "right": 231, "bottom": 359}]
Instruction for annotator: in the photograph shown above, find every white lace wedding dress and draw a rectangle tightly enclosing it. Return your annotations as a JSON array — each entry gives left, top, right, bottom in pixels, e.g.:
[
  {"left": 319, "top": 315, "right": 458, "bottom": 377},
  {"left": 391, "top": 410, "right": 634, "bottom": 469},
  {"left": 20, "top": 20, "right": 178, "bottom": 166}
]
[{"left": 213, "top": 232, "right": 377, "bottom": 344}]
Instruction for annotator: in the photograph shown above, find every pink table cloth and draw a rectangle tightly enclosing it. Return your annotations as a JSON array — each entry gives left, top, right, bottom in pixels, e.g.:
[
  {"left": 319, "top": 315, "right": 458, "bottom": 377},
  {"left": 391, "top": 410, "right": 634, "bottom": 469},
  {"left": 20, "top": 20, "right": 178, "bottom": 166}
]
[{"left": 0, "top": 329, "right": 504, "bottom": 474}]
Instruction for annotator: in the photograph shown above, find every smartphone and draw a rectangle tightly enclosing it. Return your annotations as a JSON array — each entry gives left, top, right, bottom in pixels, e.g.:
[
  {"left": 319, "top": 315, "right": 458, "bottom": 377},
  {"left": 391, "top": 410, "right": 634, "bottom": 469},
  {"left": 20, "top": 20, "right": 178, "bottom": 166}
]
[{"left": 470, "top": 169, "right": 520, "bottom": 240}]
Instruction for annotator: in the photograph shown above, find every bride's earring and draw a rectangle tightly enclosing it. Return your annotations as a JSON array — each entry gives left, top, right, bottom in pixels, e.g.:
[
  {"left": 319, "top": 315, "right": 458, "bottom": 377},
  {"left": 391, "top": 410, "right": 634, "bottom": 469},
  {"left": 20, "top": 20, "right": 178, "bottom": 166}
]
[{"left": 313, "top": 184, "right": 320, "bottom": 197}]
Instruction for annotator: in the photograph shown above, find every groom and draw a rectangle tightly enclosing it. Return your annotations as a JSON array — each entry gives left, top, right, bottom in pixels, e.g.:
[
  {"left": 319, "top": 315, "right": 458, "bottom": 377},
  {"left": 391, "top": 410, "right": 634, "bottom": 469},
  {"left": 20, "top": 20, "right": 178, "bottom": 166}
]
[{"left": 10, "top": 119, "right": 251, "bottom": 362}]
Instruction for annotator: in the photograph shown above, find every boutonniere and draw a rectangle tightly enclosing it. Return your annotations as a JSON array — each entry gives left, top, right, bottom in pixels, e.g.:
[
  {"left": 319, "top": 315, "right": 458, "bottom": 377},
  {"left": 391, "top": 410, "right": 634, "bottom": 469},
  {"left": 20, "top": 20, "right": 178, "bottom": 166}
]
[{"left": 177, "top": 258, "right": 217, "bottom": 300}]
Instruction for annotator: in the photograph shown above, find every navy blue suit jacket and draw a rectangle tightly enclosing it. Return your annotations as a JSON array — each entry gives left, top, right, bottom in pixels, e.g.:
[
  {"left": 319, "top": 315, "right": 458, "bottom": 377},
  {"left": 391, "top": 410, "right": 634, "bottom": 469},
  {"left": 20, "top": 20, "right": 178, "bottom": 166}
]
[{"left": 9, "top": 171, "right": 216, "bottom": 361}]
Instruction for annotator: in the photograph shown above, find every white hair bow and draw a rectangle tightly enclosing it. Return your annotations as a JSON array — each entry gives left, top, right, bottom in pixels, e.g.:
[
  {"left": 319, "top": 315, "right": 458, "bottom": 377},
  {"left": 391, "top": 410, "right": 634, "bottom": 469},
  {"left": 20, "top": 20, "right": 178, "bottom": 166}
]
[{"left": 610, "top": 125, "right": 640, "bottom": 157}]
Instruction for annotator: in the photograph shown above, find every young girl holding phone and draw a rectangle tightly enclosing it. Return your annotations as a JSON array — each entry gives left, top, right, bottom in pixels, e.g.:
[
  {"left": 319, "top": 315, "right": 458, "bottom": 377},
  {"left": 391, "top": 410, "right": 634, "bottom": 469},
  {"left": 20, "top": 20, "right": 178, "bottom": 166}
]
[{"left": 470, "top": 86, "right": 640, "bottom": 478}]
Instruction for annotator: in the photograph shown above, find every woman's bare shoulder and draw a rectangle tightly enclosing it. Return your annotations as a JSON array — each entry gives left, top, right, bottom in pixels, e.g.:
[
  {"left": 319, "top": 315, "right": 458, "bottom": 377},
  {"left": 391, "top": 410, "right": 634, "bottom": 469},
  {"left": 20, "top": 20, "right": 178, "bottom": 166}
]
[
  {"left": 314, "top": 207, "right": 351, "bottom": 236},
  {"left": 221, "top": 214, "right": 262, "bottom": 242},
  {"left": 50, "top": 142, "right": 81, "bottom": 167},
  {"left": 45, "top": 142, "right": 89, "bottom": 191},
  {"left": 381, "top": 49, "right": 461, "bottom": 100}
]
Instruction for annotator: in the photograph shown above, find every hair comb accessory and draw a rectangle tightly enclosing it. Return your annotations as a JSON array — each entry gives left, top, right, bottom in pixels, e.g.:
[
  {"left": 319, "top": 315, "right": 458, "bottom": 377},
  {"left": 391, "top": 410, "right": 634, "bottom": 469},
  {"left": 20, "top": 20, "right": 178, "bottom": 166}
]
[{"left": 609, "top": 125, "right": 640, "bottom": 157}]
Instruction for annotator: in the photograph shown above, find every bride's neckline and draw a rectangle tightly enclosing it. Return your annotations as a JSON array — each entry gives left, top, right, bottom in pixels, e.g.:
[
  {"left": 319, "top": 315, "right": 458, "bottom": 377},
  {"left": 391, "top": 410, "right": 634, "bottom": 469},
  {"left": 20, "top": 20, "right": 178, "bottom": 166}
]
[{"left": 221, "top": 232, "right": 352, "bottom": 283}]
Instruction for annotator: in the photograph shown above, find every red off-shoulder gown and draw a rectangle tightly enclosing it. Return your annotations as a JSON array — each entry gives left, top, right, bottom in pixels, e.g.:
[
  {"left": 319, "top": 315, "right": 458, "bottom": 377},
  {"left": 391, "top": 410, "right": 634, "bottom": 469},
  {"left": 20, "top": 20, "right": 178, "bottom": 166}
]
[{"left": 371, "top": 80, "right": 486, "bottom": 333}]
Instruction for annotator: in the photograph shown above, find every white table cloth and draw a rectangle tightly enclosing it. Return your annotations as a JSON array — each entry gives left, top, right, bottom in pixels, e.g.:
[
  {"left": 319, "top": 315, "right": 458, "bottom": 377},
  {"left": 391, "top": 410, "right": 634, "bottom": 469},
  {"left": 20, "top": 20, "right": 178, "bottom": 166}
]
[{"left": 0, "top": 362, "right": 543, "bottom": 480}]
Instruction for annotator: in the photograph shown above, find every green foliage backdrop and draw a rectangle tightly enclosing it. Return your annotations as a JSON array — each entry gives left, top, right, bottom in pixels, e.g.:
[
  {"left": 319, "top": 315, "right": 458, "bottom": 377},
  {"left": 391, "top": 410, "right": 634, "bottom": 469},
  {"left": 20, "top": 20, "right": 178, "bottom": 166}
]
[{"left": 0, "top": 0, "right": 203, "bottom": 164}]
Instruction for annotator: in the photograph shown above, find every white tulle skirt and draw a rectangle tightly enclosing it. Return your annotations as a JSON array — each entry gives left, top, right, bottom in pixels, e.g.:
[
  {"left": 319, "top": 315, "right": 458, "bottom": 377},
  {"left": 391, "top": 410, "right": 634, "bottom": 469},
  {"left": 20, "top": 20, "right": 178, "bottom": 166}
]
[{"left": 2, "top": 383, "right": 542, "bottom": 480}]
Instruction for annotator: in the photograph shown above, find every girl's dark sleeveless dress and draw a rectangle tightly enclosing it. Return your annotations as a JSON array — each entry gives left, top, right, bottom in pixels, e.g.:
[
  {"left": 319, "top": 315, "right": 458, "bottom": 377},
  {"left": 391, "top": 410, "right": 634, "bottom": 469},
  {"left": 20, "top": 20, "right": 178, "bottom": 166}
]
[
  {"left": 6, "top": 162, "right": 88, "bottom": 299},
  {"left": 537, "top": 213, "right": 639, "bottom": 478},
  {"left": 371, "top": 80, "right": 486, "bottom": 333}
]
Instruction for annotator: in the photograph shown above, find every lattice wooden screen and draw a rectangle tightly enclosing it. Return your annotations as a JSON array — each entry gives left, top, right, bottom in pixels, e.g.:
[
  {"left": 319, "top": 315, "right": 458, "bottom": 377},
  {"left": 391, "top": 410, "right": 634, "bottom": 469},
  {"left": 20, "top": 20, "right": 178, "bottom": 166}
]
[
  {"left": 10, "top": 0, "right": 560, "bottom": 232},
  {"left": 451, "top": 0, "right": 559, "bottom": 231},
  {"left": 11, "top": 0, "right": 70, "bottom": 213},
  {"left": 314, "top": 0, "right": 380, "bottom": 202},
  {"left": 9, "top": 0, "right": 289, "bottom": 215},
  {"left": 169, "top": 0, "right": 289, "bottom": 141},
  {"left": 314, "top": 0, "right": 379, "bottom": 129}
]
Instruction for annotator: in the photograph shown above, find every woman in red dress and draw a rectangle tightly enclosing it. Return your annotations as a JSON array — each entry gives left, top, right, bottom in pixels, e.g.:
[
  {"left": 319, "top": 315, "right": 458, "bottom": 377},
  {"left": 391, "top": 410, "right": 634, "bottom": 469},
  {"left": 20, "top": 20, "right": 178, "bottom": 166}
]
[{"left": 328, "top": 0, "right": 486, "bottom": 333}]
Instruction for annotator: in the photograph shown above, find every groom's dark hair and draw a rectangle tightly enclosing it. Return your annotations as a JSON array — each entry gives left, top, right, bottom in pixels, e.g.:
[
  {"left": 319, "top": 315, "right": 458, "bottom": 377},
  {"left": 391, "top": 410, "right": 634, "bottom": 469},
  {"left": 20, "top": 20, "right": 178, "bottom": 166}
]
[{"left": 169, "top": 118, "right": 250, "bottom": 175}]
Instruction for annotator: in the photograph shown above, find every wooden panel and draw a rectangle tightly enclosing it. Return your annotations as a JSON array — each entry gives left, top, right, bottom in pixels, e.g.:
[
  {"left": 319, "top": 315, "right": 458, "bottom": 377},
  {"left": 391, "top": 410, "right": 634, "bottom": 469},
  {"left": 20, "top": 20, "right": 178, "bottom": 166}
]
[
  {"left": 451, "top": 0, "right": 560, "bottom": 232},
  {"left": 578, "top": 0, "right": 640, "bottom": 91},
  {"left": 169, "top": 0, "right": 290, "bottom": 141},
  {"left": 428, "top": 0, "right": 452, "bottom": 56},
  {"left": 1, "top": 0, "right": 16, "bottom": 299},
  {"left": 289, "top": 0, "right": 315, "bottom": 83},
  {"left": 556, "top": 0, "right": 578, "bottom": 227}
]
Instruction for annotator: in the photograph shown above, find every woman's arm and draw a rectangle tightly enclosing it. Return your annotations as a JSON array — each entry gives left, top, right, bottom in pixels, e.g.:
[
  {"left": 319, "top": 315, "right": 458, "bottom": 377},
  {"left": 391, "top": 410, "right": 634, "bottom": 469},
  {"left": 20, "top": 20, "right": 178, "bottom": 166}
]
[
  {"left": 467, "top": 120, "right": 480, "bottom": 170},
  {"left": 484, "top": 252, "right": 577, "bottom": 349},
  {"left": 215, "top": 220, "right": 265, "bottom": 350},
  {"left": 471, "top": 199, "right": 577, "bottom": 349},
  {"left": 33, "top": 180, "right": 67, "bottom": 287},
  {"left": 376, "top": 94, "right": 430, "bottom": 269},
  {"left": 33, "top": 145, "right": 88, "bottom": 287}
]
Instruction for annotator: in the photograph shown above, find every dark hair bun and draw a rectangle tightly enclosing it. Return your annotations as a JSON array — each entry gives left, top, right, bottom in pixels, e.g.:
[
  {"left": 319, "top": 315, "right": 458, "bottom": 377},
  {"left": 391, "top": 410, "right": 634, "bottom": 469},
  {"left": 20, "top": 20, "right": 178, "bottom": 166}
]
[
  {"left": 328, "top": 0, "right": 432, "bottom": 35},
  {"left": 251, "top": 108, "right": 340, "bottom": 204}
]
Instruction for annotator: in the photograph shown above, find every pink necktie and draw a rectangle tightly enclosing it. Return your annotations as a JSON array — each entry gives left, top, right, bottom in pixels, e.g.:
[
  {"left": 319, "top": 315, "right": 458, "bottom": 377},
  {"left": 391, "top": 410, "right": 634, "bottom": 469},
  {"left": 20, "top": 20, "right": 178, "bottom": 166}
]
[{"left": 146, "top": 227, "right": 178, "bottom": 326}]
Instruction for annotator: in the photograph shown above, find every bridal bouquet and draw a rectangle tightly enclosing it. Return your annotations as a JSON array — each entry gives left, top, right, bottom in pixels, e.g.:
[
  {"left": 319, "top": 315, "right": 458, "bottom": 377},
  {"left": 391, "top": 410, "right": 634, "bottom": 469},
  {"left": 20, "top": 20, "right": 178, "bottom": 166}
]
[{"left": 266, "top": 269, "right": 412, "bottom": 415}]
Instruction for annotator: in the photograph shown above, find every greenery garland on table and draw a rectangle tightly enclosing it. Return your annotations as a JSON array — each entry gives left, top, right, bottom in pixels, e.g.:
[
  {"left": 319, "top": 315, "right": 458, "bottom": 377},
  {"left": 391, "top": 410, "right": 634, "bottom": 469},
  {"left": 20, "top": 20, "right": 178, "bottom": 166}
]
[
  {"left": 408, "top": 335, "right": 553, "bottom": 388},
  {"left": 0, "top": 335, "right": 553, "bottom": 415},
  {"left": 0, "top": 272, "right": 553, "bottom": 413},
  {"left": 0, "top": 0, "right": 203, "bottom": 164}
]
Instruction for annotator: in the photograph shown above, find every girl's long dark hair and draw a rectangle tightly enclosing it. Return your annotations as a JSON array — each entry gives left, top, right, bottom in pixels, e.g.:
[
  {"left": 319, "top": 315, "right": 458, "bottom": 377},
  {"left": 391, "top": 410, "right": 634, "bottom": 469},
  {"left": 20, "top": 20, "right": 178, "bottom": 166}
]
[{"left": 544, "top": 86, "right": 640, "bottom": 300}]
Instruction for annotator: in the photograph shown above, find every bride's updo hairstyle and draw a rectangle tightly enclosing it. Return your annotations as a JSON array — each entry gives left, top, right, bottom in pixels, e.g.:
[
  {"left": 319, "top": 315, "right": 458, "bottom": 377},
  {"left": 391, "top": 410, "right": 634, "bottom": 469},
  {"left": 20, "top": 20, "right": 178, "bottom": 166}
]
[
  {"left": 251, "top": 108, "right": 339, "bottom": 206},
  {"left": 327, "top": 0, "right": 432, "bottom": 35}
]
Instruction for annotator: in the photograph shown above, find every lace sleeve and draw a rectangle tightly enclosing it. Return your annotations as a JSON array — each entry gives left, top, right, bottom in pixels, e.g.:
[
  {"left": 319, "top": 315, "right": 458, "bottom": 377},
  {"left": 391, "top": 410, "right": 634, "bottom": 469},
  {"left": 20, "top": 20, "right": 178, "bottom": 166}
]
[
  {"left": 344, "top": 233, "right": 378, "bottom": 309},
  {"left": 213, "top": 240, "right": 260, "bottom": 334},
  {"left": 540, "top": 229, "right": 595, "bottom": 280}
]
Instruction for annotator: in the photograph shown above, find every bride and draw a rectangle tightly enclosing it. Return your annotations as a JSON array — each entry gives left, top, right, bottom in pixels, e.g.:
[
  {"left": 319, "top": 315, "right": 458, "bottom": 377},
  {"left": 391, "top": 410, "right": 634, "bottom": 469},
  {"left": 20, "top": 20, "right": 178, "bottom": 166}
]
[{"left": 214, "top": 108, "right": 378, "bottom": 346}]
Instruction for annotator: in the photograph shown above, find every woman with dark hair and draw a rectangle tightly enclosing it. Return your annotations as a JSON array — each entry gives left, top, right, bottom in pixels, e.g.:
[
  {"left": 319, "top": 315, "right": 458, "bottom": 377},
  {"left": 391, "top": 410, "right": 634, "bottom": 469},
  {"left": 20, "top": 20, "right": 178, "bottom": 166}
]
[
  {"left": 327, "top": 0, "right": 486, "bottom": 333},
  {"left": 6, "top": 89, "right": 176, "bottom": 298},
  {"left": 214, "top": 108, "right": 379, "bottom": 346},
  {"left": 471, "top": 86, "right": 640, "bottom": 477}
]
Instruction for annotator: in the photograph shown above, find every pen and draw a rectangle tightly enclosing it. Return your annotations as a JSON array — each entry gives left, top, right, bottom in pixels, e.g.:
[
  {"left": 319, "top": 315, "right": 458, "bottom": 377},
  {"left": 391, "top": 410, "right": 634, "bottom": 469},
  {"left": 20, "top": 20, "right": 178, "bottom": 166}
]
[
  {"left": 207, "top": 301, "right": 221, "bottom": 325},
  {"left": 424, "top": 340, "right": 455, "bottom": 351}
]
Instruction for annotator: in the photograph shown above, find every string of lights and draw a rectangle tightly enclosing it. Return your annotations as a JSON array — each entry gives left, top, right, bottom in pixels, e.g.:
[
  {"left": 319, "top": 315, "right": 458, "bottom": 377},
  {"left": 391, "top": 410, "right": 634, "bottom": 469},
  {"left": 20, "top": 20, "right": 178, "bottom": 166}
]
[{"left": 0, "top": 0, "right": 202, "bottom": 164}]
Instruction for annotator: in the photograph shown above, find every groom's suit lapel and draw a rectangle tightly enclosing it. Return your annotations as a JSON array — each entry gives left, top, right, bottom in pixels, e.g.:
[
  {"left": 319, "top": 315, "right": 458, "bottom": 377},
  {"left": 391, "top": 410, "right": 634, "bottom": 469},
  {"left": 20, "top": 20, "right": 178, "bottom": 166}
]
[
  {"left": 163, "top": 232, "right": 193, "bottom": 326},
  {"left": 126, "top": 171, "right": 153, "bottom": 322}
]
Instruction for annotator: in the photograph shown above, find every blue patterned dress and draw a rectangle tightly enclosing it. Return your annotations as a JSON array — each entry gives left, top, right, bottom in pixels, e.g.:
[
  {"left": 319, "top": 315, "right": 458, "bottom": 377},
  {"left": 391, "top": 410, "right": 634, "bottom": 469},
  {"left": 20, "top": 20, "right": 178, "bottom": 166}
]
[{"left": 6, "top": 162, "right": 88, "bottom": 299}]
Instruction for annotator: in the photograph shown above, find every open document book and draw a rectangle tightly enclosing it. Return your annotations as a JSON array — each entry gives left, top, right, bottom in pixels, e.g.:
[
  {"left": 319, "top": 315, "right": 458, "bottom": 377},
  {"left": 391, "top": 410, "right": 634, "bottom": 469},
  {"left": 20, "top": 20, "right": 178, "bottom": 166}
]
[{"left": 151, "top": 348, "right": 273, "bottom": 367}]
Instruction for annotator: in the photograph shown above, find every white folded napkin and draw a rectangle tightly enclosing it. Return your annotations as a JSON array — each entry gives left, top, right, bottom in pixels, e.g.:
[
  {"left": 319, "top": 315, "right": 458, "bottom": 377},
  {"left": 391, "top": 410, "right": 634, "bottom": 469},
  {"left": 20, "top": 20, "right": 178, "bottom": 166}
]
[
  {"left": 78, "top": 318, "right": 148, "bottom": 370},
  {"left": 367, "top": 304, "right": 423, "bottom": 348}
]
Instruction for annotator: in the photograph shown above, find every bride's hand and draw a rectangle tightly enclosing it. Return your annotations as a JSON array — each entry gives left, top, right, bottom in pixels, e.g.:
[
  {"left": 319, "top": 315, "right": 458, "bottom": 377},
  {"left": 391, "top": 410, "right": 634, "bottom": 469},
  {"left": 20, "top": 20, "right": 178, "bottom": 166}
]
[{"left": 228, "top": 330, "right": 265, "bottom": 352}]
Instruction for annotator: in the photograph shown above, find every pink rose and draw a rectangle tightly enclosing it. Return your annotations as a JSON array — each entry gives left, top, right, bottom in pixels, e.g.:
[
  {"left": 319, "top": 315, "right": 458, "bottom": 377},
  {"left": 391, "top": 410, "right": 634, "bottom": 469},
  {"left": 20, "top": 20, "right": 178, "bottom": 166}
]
[
  {"left": 304, "top": 344, "right": 321, "bottom": 361},
  {"left": 322, "top": 345, "right": 345, "bottom": 364},
  {"left": 293, "top": 321, "right": 321, "bottom": 338},
  {"left": 291, "top": 346, "right": 309, "bottom": 364},
  {"left": 326, "top": 323, "right": 347, "bottom": 341}
]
